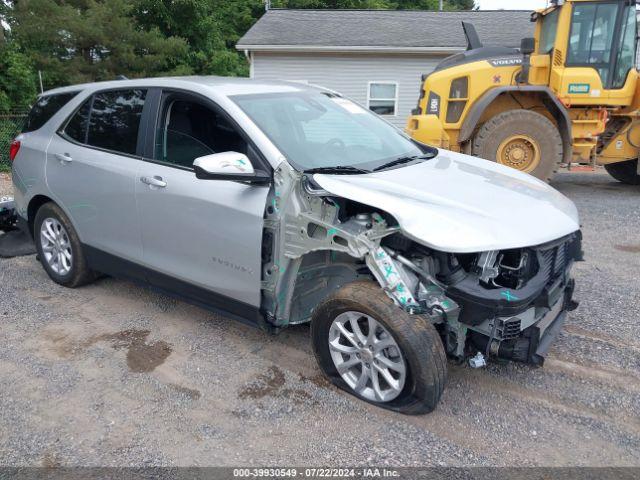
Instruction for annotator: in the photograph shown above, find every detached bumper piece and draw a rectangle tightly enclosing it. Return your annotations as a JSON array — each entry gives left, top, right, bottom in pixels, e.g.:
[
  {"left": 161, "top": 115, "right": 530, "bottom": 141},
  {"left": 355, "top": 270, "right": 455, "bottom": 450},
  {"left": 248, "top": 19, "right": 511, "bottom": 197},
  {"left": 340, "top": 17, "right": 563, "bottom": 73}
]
[
  {"left": 0, "top": 197, "right": 36, "bottom": 258},
  {"left": 0, "top": 197, "right": 17, "bottom": 232}
]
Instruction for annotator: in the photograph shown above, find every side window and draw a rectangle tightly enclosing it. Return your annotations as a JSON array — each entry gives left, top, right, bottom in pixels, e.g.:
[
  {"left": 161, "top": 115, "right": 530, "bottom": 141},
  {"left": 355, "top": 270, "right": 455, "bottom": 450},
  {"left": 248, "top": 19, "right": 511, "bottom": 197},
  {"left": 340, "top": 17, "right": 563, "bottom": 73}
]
[
  {"left": 87, "top": 89, "right": 147, "bottom": 155},
  {"left": 538, "top": 9, "right": 559, "bottom": 54},
  {"left": 368, "top": 82, "right": 397, "bottom": 116},
  {"left": 612, "top": 6, "right": 637, "bottom": 89},
  {"left": 155, "top": 98, "right": 250, "bottom": 168},
  {"left": 23, "top": 91, "right": 78, "bottom": 133}
]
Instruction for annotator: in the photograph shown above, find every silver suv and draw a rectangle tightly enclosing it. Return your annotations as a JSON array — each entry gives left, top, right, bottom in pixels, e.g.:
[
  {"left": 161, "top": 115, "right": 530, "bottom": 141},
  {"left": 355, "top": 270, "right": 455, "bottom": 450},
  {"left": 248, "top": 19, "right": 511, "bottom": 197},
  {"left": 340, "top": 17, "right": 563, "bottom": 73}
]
[{"left": 10, "top": 77, "right": 581, "bottom": 414}]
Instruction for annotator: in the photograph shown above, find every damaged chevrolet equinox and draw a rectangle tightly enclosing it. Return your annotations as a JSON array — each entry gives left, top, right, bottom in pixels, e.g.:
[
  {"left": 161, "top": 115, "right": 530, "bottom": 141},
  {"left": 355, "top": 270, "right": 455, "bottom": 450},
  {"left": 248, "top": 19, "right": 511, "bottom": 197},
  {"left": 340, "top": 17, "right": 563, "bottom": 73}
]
[{"left": 10, "top": 77, "right": 581, "bottom": 414}]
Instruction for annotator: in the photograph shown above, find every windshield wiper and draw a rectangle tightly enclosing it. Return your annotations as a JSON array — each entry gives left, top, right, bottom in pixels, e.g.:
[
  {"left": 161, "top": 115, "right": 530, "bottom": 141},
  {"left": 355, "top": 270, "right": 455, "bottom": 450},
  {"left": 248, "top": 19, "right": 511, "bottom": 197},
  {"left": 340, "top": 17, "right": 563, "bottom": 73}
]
[
  {"left": 373, "top": 153, "right": 436, "bottom": 172},
  {"left": 304, "top": 166, "right": 371, "bottom": 175}
]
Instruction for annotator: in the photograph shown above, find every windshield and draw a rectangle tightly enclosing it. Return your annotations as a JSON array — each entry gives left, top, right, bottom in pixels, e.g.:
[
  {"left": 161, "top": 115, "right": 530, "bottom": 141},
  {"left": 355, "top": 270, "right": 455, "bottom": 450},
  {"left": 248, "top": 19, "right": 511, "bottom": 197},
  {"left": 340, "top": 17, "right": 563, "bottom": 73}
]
[{"left": 231, "top": 91, "right": 429, "bottom": 171}]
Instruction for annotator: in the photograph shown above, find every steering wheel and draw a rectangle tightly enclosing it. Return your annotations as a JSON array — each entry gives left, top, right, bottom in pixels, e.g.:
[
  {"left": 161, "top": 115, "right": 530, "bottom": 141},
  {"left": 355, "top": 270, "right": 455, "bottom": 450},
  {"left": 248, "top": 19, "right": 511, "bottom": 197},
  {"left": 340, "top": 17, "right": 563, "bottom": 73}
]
[{"left": 318, "top": 138, "right": 346, "bottom": 155}]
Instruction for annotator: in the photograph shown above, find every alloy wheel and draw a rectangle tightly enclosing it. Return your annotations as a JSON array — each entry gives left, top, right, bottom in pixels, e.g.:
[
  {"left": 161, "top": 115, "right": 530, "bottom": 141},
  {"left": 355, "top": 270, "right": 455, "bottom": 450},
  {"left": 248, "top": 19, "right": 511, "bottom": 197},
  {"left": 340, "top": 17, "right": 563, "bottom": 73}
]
[
  {"left": 328, "top": 311, "right": 406, "bottom": 402},
  {"left": 40, "top": 218, "right": 73, "bottom": 276}
]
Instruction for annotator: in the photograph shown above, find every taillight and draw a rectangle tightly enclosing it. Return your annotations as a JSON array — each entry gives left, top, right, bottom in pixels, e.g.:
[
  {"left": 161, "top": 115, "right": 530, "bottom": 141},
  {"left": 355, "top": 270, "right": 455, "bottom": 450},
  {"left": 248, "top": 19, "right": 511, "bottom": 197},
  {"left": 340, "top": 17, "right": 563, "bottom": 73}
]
[{"left": 9, "top": 139, "right": 20, "bottom": 162}]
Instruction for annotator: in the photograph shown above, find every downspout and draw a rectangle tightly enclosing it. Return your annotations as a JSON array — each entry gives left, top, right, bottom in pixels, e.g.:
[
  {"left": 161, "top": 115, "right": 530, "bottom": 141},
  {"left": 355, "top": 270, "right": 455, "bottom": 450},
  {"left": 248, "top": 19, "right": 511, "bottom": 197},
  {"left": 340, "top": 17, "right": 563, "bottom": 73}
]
[{"left": 243, "top": 49, "right": 254, "bottom": 79}]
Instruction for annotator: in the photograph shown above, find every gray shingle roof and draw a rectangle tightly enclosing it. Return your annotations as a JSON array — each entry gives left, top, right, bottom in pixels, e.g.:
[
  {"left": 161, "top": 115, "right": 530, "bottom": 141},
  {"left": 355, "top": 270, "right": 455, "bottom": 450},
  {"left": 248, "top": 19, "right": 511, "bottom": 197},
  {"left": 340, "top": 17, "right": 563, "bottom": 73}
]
[{"left": 237, "top": 9, "right": 534, "bottom": 51}]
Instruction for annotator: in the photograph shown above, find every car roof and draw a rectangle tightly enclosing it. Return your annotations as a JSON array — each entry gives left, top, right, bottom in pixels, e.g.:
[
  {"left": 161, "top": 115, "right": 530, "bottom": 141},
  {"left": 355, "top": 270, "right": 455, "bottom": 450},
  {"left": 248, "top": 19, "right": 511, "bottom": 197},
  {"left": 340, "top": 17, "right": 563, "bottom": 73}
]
[{"left": 41, "top": 76, "right": 328, "bottom": 98}]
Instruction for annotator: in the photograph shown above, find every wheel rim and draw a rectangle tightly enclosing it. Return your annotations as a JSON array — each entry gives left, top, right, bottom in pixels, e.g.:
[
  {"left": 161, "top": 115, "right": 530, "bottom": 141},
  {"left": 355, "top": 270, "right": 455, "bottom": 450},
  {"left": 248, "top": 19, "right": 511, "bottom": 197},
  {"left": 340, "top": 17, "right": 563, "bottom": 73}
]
[
  {"left": 328, "top": 311, "right": 406, "bottom": 403},
  {"left": 496, "top": 134, "right": 541, "bottom": 172},
  {"left": 40, "top": 218, "right": 73, "bottom": 276}
]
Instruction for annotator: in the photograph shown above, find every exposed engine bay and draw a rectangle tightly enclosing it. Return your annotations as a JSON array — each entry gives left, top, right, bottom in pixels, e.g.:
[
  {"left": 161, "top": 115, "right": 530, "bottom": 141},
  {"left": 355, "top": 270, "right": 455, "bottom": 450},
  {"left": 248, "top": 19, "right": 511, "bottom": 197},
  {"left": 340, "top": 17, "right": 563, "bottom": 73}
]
[{"left": 261, "top": 163, "right": 581, "bottom": 366}]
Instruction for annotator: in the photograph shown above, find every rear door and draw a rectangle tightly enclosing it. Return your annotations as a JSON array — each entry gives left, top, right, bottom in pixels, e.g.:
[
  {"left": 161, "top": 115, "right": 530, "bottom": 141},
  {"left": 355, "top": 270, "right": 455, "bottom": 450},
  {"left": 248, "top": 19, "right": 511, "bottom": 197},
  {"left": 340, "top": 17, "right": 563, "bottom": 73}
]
[
  {"left": 134, "top": 90, "right": 270, "bottom": 316},
  {"left": 46, "top": 88, "right": 148, "bottom": 262}
]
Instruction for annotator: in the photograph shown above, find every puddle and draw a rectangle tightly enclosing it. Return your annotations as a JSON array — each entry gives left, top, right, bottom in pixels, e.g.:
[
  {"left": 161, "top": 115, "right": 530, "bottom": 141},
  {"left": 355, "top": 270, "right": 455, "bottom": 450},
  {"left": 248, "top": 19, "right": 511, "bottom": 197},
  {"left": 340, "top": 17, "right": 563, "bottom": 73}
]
[
  {"left": 92, "top": 329, "right": 172, "bottom": 373},
  {"left": 614, "top": 244, "right": 640, "bottom": 253}
]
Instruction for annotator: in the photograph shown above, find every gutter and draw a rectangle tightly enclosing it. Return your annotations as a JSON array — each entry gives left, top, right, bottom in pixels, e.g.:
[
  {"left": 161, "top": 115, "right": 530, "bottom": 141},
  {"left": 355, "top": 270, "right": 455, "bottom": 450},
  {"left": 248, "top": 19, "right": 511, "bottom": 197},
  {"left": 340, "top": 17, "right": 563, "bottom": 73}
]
[{"left": 235, "top": 44, "right": 466, "bottom": 54}]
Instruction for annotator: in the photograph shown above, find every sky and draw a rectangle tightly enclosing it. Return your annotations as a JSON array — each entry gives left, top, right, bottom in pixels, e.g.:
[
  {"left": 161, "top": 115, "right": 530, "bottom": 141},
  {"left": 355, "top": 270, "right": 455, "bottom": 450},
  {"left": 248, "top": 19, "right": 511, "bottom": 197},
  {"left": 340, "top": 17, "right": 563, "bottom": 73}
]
[{"left": 476, "top": 0, "right": 549, "bottom": 10}]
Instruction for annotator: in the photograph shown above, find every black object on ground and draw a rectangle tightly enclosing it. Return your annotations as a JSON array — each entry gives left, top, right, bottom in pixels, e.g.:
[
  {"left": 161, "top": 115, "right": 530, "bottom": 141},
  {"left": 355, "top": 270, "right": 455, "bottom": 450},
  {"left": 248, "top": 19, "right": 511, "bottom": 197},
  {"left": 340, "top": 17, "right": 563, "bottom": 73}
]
[{"left": 0, "top": 230, "right": 36, "bottom": 258}]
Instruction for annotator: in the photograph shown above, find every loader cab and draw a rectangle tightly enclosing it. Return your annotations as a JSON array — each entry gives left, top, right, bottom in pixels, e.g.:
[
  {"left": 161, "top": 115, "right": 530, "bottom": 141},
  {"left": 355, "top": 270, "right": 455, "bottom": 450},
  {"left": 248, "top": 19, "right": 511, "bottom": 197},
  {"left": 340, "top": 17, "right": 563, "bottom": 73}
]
[{"left": 536, "top": 0, "right": 638, "bottom": 106}]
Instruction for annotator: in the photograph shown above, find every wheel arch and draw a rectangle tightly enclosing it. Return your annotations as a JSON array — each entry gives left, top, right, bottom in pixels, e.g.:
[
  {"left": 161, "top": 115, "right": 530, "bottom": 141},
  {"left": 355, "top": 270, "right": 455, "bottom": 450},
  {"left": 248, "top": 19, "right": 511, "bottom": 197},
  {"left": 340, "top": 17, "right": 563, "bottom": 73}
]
[
  {"left": 280, "top": 250, "right": 371, "bottom": 326},
  {"left": 459, "top": 86, "right": 572, "bottom": 164},
  {"left": 27, "top": 195, "right": 55, "bottom": 239}
]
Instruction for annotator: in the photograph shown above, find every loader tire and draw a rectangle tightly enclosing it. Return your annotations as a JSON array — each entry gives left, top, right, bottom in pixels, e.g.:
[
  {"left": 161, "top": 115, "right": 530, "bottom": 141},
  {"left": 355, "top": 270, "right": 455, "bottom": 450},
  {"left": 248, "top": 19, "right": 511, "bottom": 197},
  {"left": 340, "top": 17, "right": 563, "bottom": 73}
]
[
  {"left": 604, "top": 159, "right": 640, "bottom": 185},
  {"left": 472, "top": 109, "right": 562, "bottom": 182}
]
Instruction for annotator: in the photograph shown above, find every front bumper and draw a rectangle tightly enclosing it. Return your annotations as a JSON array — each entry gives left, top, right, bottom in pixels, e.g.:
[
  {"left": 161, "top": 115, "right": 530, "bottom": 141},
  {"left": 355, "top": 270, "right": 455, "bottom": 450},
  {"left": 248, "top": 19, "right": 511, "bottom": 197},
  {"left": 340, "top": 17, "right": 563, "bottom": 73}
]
[
  {"left": 469, "top": 278, "right": 576, "bottom": 366},
  {"left": 455, "top": 232, "right": 582, "bottom": 366}
]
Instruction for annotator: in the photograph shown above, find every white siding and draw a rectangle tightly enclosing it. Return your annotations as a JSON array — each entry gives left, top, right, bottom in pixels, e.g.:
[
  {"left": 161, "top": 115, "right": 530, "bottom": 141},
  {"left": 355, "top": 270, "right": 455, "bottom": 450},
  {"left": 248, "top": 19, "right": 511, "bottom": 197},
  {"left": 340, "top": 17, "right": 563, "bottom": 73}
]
[{"left": 251, "top": 52, "right": 444, "bottom": 128}]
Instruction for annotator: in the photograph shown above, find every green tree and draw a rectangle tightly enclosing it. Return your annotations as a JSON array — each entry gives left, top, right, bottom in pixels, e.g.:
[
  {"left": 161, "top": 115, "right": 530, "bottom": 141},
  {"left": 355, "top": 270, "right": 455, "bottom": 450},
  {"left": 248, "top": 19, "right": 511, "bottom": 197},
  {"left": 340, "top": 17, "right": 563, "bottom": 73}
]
[
  {"left": 133, "top": 0, "right": 265, "bottom": 76},
  {"left": 0, "top": 41, "right": 38, "bottom": 113},
  {"left": 7, "top": 0, "right": 190, "bottom": 89}
]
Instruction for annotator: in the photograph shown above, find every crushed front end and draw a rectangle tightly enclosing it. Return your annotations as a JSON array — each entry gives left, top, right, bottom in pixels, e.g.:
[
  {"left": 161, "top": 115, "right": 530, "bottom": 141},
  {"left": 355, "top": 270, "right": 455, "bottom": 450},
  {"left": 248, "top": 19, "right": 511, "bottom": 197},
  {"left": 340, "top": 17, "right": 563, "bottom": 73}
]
[
  {"left": 378, "top": 232, "right": 582, "bottom": 366},
  {"left": 261, "top": 163, "right": 581, "bottom": 368}
]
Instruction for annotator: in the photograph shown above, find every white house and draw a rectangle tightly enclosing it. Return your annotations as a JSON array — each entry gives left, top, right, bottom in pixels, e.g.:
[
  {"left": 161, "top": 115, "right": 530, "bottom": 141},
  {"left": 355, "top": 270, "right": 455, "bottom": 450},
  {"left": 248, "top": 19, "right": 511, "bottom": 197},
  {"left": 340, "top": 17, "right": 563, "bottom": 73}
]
[{"left": 237, "top": 9, "right": 534, "bottom": 128}]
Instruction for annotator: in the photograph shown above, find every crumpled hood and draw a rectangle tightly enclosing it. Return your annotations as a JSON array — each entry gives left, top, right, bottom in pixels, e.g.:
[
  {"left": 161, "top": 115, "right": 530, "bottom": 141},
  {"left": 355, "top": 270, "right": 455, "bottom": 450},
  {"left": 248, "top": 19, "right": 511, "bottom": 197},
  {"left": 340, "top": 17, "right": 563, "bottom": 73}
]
[{"left": 313, "top": 150, "right": 580, "bottom": 253}]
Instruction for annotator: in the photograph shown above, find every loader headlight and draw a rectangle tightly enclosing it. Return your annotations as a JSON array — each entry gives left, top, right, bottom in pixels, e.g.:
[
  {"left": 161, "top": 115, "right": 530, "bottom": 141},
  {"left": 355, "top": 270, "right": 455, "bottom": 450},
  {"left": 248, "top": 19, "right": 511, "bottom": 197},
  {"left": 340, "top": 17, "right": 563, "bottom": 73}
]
[
  {"left": 446, "top": 77, "right": 469, "bottom": 124},
  {"left": 449, "top": 77, "right": 468, "bottom": 99}
]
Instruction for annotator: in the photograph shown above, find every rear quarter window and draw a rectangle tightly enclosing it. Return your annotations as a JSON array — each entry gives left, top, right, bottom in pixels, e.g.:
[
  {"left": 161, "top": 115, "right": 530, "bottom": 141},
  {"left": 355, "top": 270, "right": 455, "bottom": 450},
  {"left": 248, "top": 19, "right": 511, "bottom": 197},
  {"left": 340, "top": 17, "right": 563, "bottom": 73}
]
[{"left": 23, "top": 92, "right": 79, "bottom": 133}]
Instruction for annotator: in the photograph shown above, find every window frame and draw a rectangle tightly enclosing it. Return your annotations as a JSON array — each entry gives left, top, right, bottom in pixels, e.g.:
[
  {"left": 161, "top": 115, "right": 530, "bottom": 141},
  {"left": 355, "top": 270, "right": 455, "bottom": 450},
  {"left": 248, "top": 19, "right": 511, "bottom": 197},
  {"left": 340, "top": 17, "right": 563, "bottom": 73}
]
[
  {"left": 141, "top": 88, "right": 272, "bottom": 174},
  {"left": 58, "top": 87, "right": 153, "bottom": 160},
  {"left": 367, "top": 81, "right": 399, "bottom": 117}
]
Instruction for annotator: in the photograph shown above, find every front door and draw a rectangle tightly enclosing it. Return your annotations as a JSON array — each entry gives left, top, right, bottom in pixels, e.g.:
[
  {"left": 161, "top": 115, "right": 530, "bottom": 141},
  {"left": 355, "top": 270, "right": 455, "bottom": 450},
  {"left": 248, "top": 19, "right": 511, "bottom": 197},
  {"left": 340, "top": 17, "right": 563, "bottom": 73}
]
[
  {"left": 135, "top": 92, "right": 270, "bottom": 316},
  {"left": 46, "top": 88, "right": 148, "bottom": 262}
]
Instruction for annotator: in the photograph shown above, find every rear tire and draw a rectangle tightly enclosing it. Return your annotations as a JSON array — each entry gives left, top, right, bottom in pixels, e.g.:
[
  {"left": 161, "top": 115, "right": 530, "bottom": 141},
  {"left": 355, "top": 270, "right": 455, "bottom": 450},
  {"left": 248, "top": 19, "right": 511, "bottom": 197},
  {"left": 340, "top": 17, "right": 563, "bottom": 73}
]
[
  {"left": 311, "top": 281, "right": 447, "bottom": 415},
  {"left": 604, "top": 159, "right": 640, "bottom": 185},
  {"left": 34, "top": 202, "right": 95, "bottom": 288},
  {"left": 472, "top": 109, "right": 562, "bottom": 182}
]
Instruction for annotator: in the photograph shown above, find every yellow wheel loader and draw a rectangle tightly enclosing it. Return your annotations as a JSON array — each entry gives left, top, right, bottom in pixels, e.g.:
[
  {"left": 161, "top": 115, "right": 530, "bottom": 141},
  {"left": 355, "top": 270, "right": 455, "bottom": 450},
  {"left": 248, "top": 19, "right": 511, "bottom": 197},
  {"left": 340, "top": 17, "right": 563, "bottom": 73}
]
[{"left": 406, "top": 0, "right": 640, "bottom": 184}]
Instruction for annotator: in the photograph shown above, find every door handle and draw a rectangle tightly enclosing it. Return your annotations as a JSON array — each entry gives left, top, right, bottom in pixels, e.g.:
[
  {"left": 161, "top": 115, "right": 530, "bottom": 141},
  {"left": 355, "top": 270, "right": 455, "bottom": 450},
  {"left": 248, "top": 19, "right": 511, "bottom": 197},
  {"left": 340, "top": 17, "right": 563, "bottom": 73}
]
[
  {"left": 140, "top": 175, "right": 167, "bottom": 188},
  {"left": 54, "top": 153, "right": 73, "bottom": 164}
]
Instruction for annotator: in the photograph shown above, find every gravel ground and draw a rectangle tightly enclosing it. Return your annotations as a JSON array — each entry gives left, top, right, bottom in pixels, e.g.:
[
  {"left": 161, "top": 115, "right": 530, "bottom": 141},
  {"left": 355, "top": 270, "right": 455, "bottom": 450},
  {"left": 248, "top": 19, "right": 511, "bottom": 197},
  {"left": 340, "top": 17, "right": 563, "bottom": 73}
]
[{"left": 0, "top": 168, "right": 639, "bottom": 467}]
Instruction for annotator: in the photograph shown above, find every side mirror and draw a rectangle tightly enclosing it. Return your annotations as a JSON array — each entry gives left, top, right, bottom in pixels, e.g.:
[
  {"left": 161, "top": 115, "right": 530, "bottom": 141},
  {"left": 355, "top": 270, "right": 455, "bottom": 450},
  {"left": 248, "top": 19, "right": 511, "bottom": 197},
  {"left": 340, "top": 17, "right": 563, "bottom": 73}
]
[
  {"left": 520, "top": 37, "right": 535, "bottom": 55},
  {"left": 193, "top": 152, "right": 270, "bottom": 185}
]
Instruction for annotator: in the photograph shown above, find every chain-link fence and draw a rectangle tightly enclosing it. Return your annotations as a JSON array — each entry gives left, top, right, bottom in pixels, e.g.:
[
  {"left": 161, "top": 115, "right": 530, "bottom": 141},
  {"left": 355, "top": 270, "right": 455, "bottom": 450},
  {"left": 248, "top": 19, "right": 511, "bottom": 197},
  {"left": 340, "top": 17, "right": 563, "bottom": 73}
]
[{"left": 0, "top": 113, "right": 28, "bottom": 172}]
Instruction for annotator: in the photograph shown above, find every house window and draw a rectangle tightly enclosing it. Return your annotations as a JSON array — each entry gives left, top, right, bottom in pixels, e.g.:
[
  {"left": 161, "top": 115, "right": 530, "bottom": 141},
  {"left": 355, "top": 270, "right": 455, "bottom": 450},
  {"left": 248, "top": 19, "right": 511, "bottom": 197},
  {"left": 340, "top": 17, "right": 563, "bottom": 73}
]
[{"left": 368, "top": 82, "right": 398, "bottom": 116}]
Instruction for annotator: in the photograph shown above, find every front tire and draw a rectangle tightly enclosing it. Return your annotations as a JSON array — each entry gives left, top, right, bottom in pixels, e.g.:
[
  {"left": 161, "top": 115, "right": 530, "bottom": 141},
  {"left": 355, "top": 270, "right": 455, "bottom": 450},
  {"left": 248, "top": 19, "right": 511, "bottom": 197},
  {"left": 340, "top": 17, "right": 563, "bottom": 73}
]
[
  {"left": 311, "top": 281, "right": 447, "bottom": 415},
  {"left": 472, "top": 109, "right": 563, "bottom": 182},
  {"left": 34, "top": 202, "right": 95, "bottom": 288},
  {"left": 604, "top": 159, "right": 640, "bottom": 185}
]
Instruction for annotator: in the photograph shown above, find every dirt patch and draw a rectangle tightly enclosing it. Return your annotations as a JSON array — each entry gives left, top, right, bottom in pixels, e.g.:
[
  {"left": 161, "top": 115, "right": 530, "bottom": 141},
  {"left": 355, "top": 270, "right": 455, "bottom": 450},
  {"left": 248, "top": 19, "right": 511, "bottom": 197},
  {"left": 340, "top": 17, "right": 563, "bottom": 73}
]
[
  {"left": 0, "top": 172, "right": 12, "bottom": 197},
  {"left": 42, "top": 452, "right": 61, "bottom": 469},
  {"left": 614, "top": 244, "right": 640, "bottom": 253},
  {"left": 238, "top": 366, "right": 316, "bottom": 405},
  {"left": 238, "top": 365, "right": 286, "bottom": 399},
  {"left": 168, "top": 383, "right": 201, "bottom": 400},
  {"left": 298, "top": 372, "right": 332, "bottom": 389}
]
